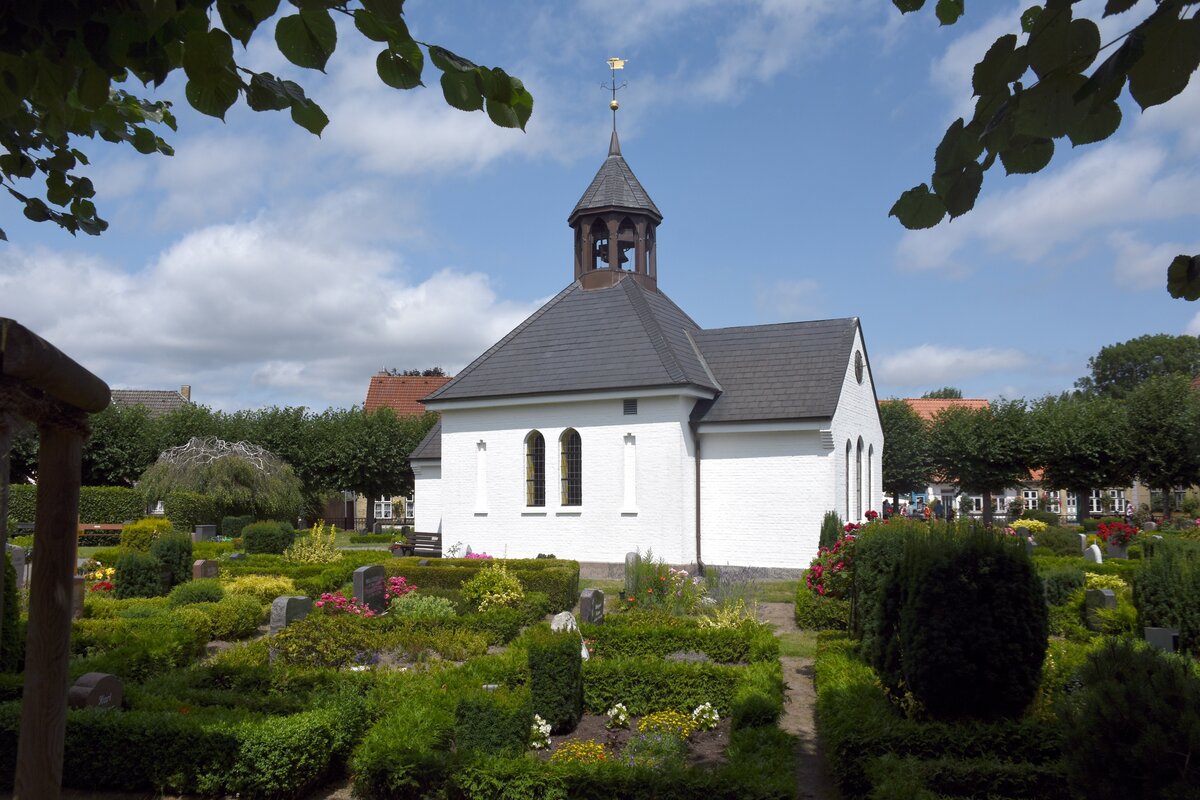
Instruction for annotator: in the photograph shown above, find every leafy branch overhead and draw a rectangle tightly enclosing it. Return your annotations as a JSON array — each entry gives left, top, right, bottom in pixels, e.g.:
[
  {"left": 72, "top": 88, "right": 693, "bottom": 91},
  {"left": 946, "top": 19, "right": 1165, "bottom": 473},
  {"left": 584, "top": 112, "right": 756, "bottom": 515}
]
[
  {"left": 888, "top": 0, "right": 1200, "bottom": 300},
  {"left": 0, "top": 1, "right": 533, "bottom": 241}
]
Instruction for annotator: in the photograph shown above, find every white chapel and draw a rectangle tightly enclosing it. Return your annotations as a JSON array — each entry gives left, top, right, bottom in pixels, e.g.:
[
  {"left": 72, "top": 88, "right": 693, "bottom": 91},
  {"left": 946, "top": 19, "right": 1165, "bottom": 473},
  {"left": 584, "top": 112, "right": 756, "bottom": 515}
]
[{"left": 410, "top": 125, "right": 882, "bottom": 572}]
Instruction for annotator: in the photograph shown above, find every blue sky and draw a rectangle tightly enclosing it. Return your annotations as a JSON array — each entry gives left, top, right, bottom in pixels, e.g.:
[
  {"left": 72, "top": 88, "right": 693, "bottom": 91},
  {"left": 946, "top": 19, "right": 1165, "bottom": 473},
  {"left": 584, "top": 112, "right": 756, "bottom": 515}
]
[{"left": 2, "top": 0, "right": 1198, "bottom": 411}]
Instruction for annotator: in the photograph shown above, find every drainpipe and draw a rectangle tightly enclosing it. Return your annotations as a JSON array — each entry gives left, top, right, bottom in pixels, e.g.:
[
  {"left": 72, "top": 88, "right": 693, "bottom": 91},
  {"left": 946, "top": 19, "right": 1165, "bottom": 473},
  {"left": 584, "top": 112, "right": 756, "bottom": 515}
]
[{"left": 690, "top": 420, "right": 703, "bottom": 576}]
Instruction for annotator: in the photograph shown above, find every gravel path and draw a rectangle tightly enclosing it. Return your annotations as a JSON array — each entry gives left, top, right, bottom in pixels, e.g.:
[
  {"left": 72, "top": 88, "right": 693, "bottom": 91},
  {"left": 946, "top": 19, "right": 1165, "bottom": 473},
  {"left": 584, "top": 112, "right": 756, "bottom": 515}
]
[{"left": 757, "top": 602, "right": 835, "bottom": 800}]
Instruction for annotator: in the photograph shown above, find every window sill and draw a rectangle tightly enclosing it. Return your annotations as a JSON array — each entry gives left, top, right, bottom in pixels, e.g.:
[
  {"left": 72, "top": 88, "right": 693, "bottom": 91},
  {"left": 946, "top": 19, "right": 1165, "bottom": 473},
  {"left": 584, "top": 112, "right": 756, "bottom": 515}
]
[
  {"left": 555, "top": 509, "right": 583, "bottom": 517},
  {"left": 473, "top": 511, "right": 488, "bottom": 517},
  {"left": 521, "top": 510, "right": 548, "bottom": 516},
  {"left": 620, "top": 508, "right": 638, "bottom": 516}
]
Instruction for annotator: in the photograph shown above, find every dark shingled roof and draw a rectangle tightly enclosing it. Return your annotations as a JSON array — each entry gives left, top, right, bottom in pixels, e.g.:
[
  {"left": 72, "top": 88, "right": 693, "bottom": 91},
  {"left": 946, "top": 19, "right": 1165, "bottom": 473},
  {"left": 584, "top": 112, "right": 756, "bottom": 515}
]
[
  {"left": 410, "top": 418, "right": 441, "bottom": 460},
  {"left": 569, "top": 130, "right": 662, "bottom": 222},
  {"left": 425, "top": 278, "right": 716, "bottom": 403},
  {"left": 110, "top": 389, "right": 189, "bottom": 417},
  {"left": 689, "top": 319, "right": 859, "bottom": 423}
]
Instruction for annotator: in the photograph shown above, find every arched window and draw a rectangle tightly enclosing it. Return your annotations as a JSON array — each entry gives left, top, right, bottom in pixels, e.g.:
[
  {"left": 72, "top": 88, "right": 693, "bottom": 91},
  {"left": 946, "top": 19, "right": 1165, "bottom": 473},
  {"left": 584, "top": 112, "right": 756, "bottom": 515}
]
[
  {"left": 855, "top": 438, "right": 864, "bottom": 521},
  {"left": 561, "top": 429, "right": 582, "bottom": 506},
  {"left": 845, "top": 440, "right": 852, "bottom": 520},
  {"left": 525, "top": 431, "right": 545, "bottom": 507},
  {"left": 867, "top": 444, "right": 874, "bottom": 517}
]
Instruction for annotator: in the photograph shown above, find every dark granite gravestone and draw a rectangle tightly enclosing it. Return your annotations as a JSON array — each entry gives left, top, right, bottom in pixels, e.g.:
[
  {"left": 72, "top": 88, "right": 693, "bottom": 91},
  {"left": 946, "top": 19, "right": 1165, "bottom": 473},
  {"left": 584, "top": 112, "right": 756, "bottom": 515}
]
[
  {"left": 353, "top": 565, "right": 387, "bottom": 613},
  {"left": 72, "top": 575, "right": 85, "bottom": 620},
  {"left": 5, "top": 544, "right": 27, "bottom": 590},
  {"left": 580, "top": 588, "right": 604, "bottom": 625},
  {"left": 67, "top": 672, "right": 123, "bottom": 710},
  {"left": 1144, "top": 626, "right": 1180, "bottom": 653},
  {"left": 192, "top": 559, "right": 219, "bottom": 580},
  {"left": 269, "top": 595, "right": 314, "bottom": 635},
  {"left": 1085, "top": 588, "right": 1117, "bottom": 631},
  {"left": 192, "top": 524, "right": 217, "bottom": 543}
]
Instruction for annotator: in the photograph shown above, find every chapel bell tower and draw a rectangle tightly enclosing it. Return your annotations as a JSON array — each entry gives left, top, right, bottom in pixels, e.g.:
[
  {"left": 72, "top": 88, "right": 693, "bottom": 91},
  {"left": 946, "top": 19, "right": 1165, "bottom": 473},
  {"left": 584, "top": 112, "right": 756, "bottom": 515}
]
[{"left": 568, "top": 58, "right": 662, "bottom": 292}]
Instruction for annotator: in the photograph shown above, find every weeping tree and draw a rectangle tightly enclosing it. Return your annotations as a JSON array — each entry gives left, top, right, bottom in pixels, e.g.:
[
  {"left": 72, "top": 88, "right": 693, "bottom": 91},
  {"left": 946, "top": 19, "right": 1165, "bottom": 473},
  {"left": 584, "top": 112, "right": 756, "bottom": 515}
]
[{"left": 137, "top": 437, "right": 302, "bottom": 522}]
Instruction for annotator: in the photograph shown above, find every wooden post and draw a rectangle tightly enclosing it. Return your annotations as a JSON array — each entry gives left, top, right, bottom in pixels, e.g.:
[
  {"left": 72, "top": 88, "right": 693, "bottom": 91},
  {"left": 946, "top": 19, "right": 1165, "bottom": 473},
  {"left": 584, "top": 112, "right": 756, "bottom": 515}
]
[{"left": 15, "top": 423, "right": 83, "bottom": 800}]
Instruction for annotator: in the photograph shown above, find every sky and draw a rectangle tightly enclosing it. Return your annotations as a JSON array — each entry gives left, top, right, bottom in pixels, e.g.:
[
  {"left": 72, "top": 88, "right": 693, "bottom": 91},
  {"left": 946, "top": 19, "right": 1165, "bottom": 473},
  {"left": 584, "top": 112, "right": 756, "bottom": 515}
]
[{"left": 2, "top": 0, "right": 1199, "bottom": 412}]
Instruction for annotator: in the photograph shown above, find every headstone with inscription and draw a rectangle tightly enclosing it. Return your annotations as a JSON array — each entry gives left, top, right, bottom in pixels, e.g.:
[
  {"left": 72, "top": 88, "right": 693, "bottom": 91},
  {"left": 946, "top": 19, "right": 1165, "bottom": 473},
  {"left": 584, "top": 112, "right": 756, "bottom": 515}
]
[
  {"left": 579, "top": 588, "right": 604, "bottom": 625},
  {"left": 67, "top": 672, "right": 123, "bottom": 710},
  {"left": 192, "top": 524, "right": 217, "bottom": 543},
  {"left": 270, "top": 595, "right": 313, "bottom": 635},
  {"left": 192, "top": 559, "right": 220, "bottom": 580},
  {"left": 353, "top": 565, "right": 387, "bottom": 613}
]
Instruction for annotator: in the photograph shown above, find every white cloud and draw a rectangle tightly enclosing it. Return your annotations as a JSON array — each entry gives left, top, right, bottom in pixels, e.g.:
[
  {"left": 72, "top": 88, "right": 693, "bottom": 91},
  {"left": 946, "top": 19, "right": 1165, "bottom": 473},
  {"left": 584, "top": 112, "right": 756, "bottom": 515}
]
[
  {"left": 1109, "top": 230, "right": 1200, "bottom": 291},
  {"left": 878, "top": 345, "right": 1030, "bottom": 386},
  {"left": 0, "top": 187, "right": 540, "bottom": 410},
  {"left": 1188, "top": 311, "right": 1200, "bottom": 337},
  {"left": 929, "top": 3, "right": 1022, "bottom": 120},
  {"left": 753, "top": 278, "right": 821, "bottom": 321}
]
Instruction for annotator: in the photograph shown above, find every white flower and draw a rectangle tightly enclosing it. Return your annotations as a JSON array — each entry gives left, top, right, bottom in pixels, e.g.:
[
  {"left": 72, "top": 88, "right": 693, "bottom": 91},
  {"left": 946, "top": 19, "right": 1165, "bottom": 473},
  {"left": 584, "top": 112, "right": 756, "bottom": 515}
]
[
  {"left": 605, "top": 702, "right": 630, "bottom": 729},
  {"left": 691, "top": 702, "right": 719, "bottom": 731},
  {"left": 530, "top": 714, "right": 552, "bottom": 749}
]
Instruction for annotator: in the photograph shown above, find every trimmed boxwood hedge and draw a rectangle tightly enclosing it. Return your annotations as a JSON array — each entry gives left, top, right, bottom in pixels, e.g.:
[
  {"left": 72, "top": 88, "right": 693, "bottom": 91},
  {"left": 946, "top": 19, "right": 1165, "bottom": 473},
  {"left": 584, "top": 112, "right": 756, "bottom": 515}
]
[
  {"left": 382, "top": 559, "right": 580, "bottom": 612},
  {"left": 580, "top": 621, "right": 778, "bottom": 663},
  {"left": 6, "top": 485, "right": 145, "bottom": 526},
  {"left": 582, "top": 658, "right": 744, "bottom": 716},
  {"left": 527, "top": 627, "right": 582, "bottom": 733}
]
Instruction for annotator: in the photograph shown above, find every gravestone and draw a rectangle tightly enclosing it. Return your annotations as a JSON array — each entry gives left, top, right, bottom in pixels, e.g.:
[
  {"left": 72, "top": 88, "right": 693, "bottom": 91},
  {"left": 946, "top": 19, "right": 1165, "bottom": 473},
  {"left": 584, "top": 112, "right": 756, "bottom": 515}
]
[
  {"left": 550, "top": 611, "right": 579, "bottom": 633},
  {"left": 1144, "top": 626, "right": 1180, "bottom": 653},
  {"left": 192, "top": 559, "right": 219, "bottom": 580},
  {"left": 1144, "top": 520, "right": 1158, "bottom": 531},
  {"left": 1083, "top": 544, "right": 1103, "bottom": 564},
  {"left": 353, "top": 565, "right": 387, "bottom": 613},
  {"left": 270, "top": 595, "right": 313, "bottom": 635},
  {"left": 5, "top": 544, "right": 27, "bottom": 590},
  {"left": 624, "top": 552, "right": 640, "bottom": 597},
  {"left": 579, "top": 588, "right": 605, "bottom": 625},
  {"left": 67, "top": 672, "right": 123, "bottom": 710},
  {"left": 228, "top": 552, "right": 246, "bottom": 561},
  {"left": 1085, "top": 588, "right": 1117, "bottom": 631},
  {"left": 72, "top": 575, "right": 85, "bottom": 620},
  {"left": 1078, "top": 533, "right": 1088, "bottom": 554},
  {"left": 192, "top": 524, "right": 217, "bottom": 543},
  {"left": 417, "top": 559, "right": 430, "bottom": 567}
]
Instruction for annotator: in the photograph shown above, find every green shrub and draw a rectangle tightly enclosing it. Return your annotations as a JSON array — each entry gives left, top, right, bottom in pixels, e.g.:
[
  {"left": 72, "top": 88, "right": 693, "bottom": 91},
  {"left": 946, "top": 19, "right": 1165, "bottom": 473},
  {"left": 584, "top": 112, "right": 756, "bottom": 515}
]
[
  {"left": 794, "top": 584, "right": 849, "bottom": 630},
  {"left": 241, "top": 521, "right": 295, "bottom": 555},
  {"left": 820, "top": 510, "right": 843, "bottom": 550},
  {"left": 222, "top": 575, "right": 297, "bottom": 604},
  {"left": 1135, "top": 539, "right": 1200, "bottom": 655},
  {"left": 162, "top": 490, "right": 217, "bottom": 531},
  {"left": 69, "top": 617, "right": 206, "bottom": 682},
  {"left": 76, "top": 486, "right": 145, "bottom": 524},
  {"left": 0, "top": 553, "right": 21, "bottom": 672},
  {"left": 527, "top": 626, "right": 583, "bottom": 733},
  {"left": 461, "top": 607, "right": 526, "bottom": 645},
  {"left": 730, "top": 660, "right": 785, "bottom": 729},
  {"left": 1021, "top": 508, "right": 1061, "bottom": 527},
  {"left": 381, "top": 559, "right": 580, "bottom": 612},
  {"left": 872, "top": 529, "right": 1048, "bottom": 721},
  {"left": 191, "top": 540, "right": 234, "bottom": 560},
  {"left": 462, "top": 562, "right": 525, "bottom": 611},
  {"left": 389, "top": 592, "right": 458, "bottom": 620},
  {"left": 581, "top": 620, "right": 772, "bottom": 663},
  {"left": 454, "top": 686, "right": 532, "bottom": 756},
  {"left": 221, "top": 514, "right": 255, "bottom": 538},
  {"left": 119, "top": 517, "right": 173, "bottom": 552},
  {"left": 583, "top": 658, "right": 742, "bottom": 716},
  {"left": 150, "top": 531, "right": 193, "bottom": 587},
  {"left": 1034, "top": 526, "right": 1084, "bottom": 556},
  {"left": 272, "top": 613, "right": 375, "bottom": 669},
  {"left": 349, "top": 534, "right": 394, "bottom": 543},
  {"left": 172, "top": 606, "right": 215, "bottom": 642},
  {"left": 850, "top": 521, "right": 917, "bottom": 663},
  {"left": 1062, "top": 638, "right": 1200, "bottom": 800},
  {"left": 1042, "top": 566, "right": 1085, "bottom": 605},
  {"left": 167, "top": 578, "right": 224, "bottom": 607},
  {"left": 114, "top": 551, "right": 166, "bottom": 599},
  {"left": 624, "top": 729, "right": 689, "bottom": 770},
  {"left": 193, "top": 595, "right": 264, "bottom": 640}
]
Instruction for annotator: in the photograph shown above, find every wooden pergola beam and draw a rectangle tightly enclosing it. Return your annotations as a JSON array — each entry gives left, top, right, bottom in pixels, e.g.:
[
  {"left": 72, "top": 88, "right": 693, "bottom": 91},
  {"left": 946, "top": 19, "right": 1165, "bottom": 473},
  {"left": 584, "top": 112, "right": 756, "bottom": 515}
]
[{"left": 0, "top": 318, "right": 109, "bottom": 800}]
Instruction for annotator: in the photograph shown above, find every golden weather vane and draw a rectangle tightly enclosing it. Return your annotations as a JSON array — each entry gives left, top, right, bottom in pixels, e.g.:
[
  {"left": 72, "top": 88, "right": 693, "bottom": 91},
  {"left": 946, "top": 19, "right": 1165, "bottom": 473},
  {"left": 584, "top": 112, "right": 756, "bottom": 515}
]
[{"left": 602, "top": 57, "right": 627, "bottom": 131}]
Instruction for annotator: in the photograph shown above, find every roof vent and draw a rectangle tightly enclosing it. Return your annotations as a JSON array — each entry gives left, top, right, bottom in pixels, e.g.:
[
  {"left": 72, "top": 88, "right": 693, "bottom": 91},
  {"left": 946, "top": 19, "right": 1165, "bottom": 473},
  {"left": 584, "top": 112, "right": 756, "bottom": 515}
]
[{"left": 623, "top": 399, "right": 637, "bottom": 415}]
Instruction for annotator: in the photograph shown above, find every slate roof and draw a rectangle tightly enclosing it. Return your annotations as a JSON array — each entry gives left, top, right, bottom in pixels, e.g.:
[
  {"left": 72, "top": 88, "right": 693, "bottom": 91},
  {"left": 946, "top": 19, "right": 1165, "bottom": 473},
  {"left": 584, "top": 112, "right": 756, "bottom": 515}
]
[
  {"left": 110, "top": 389, "right": 189, "bottom": 417},
  {"left": 569, "top": 130, "right": 662, "bottom": 222},
  {"left": 425, "top": 278, "right": 717, "bottom": 403},
  {"left": 689, "top": 319, "right": 860, "bottom": 423},
  {"left": 410, "top": 419, "right": 441, "bottom": 460},
  {"left": 364, "top": 374, "right": 451, "bottom": 416}
]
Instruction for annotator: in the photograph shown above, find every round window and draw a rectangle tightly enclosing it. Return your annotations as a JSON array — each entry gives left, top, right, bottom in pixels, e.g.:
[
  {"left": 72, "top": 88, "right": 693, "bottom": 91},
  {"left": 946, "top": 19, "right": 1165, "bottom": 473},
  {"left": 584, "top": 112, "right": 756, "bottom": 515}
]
[{"left": 854, "top": 351, "right": 864, "bottom": 384}]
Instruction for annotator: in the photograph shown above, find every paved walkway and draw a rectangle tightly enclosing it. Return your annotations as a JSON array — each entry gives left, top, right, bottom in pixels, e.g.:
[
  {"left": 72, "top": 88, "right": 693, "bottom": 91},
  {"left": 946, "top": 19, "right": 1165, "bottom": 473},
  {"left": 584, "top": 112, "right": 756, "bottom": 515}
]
[{"left": 757, "top": 602, "right": 835, "bottom": 800}]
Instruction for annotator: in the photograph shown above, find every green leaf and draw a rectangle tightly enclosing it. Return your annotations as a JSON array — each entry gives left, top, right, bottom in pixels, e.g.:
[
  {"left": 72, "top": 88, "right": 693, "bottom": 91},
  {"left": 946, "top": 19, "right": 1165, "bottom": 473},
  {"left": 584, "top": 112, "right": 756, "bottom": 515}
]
[
  {"left": 246, "top": 72, "right": 293, "bottom": 110},
  {"left": 1103, "top": 0, "right": 1138, "bottom": 16},
  {"left": 999, "top": 136, "right": 1053, "bottom": 174},
  {"left": 361, "top": 0, "right": 404, "bottom": 25},
  {"left": 1128, "top": 17, "right": 1200, "bottom": 110},
  {"left": 509, "top": 82, "right": 533, "bottom": 131},
  {"left": 485, "top": 96, "right": 520, "bottom": 128},
  {"left": 23, "top": 198, "right": 51, "bottom": 223},
  {"left": 46, "top": 173, "right": 71, "bottom": 207},
  {"left": 290, "top": 98, "right": 329, "bottom": 135},
  {"left": 182, "top": 28, "right": 236, "bottom": 80},
  {"left": 440, "top": 69, "right": 483, "bottom": 112},
  {"left": 1166, "top": 254, "right": 1200, "bottom": 301},
  {"left": 185, "top": 75, "right": 240, "bottom": 119},
  {"left": 1068, "top": 18, "right": 1102, "bottom": 73},
  {"left": 354, "top": 9, "right": 393, "bottom": 42},
  {"left": 1066, "top": 100, "right": 1121, "bottom": 146},
  {"left": 1021, "top": 6, "right": 1043, "bottom": 35},
  {"left": 275, "top": 9, "right": 337, "bottom": 71},
  {"left": 131, "top": 127, "right": 159, "bottom": 154},
  {"left": 428, "top": 45, "right": 477, "bottom": 74},
  {"left": 218, "top": 0, "right": 281, "bottom": 46},
  {"left": 377, "top": 48, "right": 423, "bottom": 90},
  {"left": 935, "top": 0, "right": 964, "bottom": 26},
  {"left": 934, "top": 118, "right": 983, "bottom": 180},
  {"left": 889, "top": 184, "right": 947, "bottom": 229},
  {"left": 1075, "top": 33, "right": 1142, "bottom": 105},
  {"left": 476, "top": 67, "right": 513, "bottom": 104},
  {"left": 892, "top": 0, "right": 925, "bottom": 12},
  {"left": 1013, "top": 73, "right": 1088, "bottom": 138},
  {"left": 78, "top": 64, "right": 111, "bottom": 109},
  {"left": 973, "top": 35, "right": 1028, "bottom": 95},
  {"left": 1027, "top": 3, "right": 1072, "bottom": 79},
  {"left": 944, "top": 161, "right": 984, "bottom": 219}
]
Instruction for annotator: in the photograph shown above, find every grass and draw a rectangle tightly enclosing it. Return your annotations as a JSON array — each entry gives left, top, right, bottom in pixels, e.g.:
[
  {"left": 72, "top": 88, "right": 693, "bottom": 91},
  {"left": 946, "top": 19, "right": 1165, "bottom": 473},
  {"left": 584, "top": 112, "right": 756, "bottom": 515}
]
[
  {"left": 754, "top": 580, "right": 800, "bottom": 603},
  {"left": 580, "top": 578, "right": 623, "bottom": 594},
  {"left": 777, "top": 630, "right": 818, "bottom": 659}
]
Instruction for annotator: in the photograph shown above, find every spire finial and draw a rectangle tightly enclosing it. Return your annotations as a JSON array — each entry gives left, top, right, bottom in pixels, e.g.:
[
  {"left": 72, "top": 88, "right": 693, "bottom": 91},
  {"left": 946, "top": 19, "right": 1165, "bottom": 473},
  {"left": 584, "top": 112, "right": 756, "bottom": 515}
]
[{"left": 603, "top": 57, "right": 627, "bottom": 134}]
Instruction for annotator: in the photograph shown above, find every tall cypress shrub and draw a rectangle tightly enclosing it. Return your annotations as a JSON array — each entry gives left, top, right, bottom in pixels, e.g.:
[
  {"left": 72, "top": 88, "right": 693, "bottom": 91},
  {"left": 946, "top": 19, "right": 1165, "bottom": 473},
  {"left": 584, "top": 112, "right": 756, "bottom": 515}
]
[
  {"left": 527, "top": 627, "right": 582, "bottom": 733},
  {"left": 819, "top": 511, "right": 843, "bottom": 551}
]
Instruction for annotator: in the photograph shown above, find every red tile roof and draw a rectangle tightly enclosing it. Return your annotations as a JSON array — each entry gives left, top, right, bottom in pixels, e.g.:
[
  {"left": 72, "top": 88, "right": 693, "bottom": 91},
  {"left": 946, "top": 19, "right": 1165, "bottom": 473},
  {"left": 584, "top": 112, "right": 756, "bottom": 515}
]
[
  {"left": 364, "top": 374, "right": 451, "bottom": 416},
  {"left": 885, "top": 397, "right": 990, "bottom": 421}
]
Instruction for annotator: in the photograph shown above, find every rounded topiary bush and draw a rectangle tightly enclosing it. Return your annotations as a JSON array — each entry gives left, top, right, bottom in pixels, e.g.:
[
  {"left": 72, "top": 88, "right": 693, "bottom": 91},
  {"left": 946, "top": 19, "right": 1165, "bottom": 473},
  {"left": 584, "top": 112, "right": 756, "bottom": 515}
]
[
  {"left": 193, "top": 595, "right": 264, "bottom": 640},
  {"left": 168, "top": 578, "right": 225, "bottom": 607},
  {"left": 150, "top": 531, "right": 193, "bottom": 587},
  {"left": 889, "top": 530, "right": 1048, "bottom": 720},
  {"left": 242, "top": 521, "right": 295, "bottom": 555},
  {"left": 119, "top": 517, "right": 174, "bottom": 552},
  {"left": 114, "top": 551, "right": 166, "bottom": 599}
]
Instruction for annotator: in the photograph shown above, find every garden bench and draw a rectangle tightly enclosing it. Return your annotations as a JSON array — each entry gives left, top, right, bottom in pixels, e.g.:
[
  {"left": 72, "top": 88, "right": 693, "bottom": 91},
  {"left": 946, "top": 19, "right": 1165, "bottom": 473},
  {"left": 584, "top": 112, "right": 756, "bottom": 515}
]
[
  {"left": 77, "top": 523, "right": 123, "bottom": 544},
  {"left": 411, "top": 531, "right": 442, "bottom": 558}
]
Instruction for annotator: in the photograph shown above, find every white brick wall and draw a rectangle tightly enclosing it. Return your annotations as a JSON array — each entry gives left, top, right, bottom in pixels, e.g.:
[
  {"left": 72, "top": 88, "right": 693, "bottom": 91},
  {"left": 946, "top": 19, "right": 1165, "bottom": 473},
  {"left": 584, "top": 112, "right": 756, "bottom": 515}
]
[
  {"left": 830, "top": 326, "right": 884, "bottom": 525},
  {"left": 411, "top": 460, "right": 441, "bottom": 533}
]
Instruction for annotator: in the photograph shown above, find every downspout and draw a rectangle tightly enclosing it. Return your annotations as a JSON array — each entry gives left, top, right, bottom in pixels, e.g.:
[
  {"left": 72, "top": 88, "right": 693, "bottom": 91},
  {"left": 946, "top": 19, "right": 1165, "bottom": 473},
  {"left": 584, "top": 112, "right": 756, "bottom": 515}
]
[{"left": 690, "top": 419, "right": 703, "bottom": 576}]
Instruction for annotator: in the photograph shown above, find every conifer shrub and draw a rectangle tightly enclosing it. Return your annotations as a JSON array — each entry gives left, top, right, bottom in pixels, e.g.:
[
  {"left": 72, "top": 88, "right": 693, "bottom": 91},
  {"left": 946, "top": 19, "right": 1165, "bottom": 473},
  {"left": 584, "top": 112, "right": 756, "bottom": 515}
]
[
  {"left": 114, "top": 551, "right": 166, "bottom": 599},
  {"left": 191, "top": 595, "right": 264, "bottom": 641},
  {"left": 1062, "top": 638, "right": 1200, "bottom": 800},
  {"left": 876, "top": 529, "right": 1048, "bottom": 721},
  {"left": 241, "top": 521, "right": 295, "bottom": 555},
  {"left": 820, "top": 510, "right": 843, "bottom": 550},
  {"left": 1041, "top": 566, "right": 1086, "bottom": 605},
  {"left": 150, "top": 531, "right": 193, "bottom": 587},
  {"left": 1135, "top": 540, "right": 1200, "bottom": 655},
  {"left": 851, "top": 522, "right": 919, "bottom": 663},
  {"left": 220, "top": 514, "right": 255, "bottom": 538},
  {"left": 162, "top": 491, "right": 217, "bottom": 531},
  {"left": 527, "top": 626, "right": 583, "bottom": 733},
  {"left": 168, "top": 578, "right": 224, "bottom": 607},
  {"left": 119, "top": 517, "right": 174, "bottom": 552},
  {"left": 453, "top": 686, "right": 532, "bottom": 756},
  {"left": 222, "top": 575, "right": 296, "bottom": 604}
]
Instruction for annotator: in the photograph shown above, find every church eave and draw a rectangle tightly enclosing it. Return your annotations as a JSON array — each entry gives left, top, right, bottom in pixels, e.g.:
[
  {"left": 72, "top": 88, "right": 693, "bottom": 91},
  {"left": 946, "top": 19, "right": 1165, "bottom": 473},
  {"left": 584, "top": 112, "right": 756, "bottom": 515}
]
[{"left": 567, "top": 202, "right": 663, "bottom": 226}]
